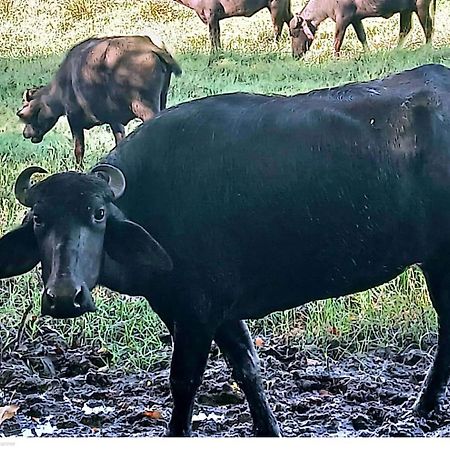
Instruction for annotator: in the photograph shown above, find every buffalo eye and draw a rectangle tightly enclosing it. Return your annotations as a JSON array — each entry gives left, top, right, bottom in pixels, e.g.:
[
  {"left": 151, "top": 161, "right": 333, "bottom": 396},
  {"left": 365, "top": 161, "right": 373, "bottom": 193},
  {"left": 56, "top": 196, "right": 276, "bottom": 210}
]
[
  {"left": 33, "top": 214, "right": 43, "bottom": 226},
  {"left": 93, "top": 207, "right": 105, "bottom": 222}
]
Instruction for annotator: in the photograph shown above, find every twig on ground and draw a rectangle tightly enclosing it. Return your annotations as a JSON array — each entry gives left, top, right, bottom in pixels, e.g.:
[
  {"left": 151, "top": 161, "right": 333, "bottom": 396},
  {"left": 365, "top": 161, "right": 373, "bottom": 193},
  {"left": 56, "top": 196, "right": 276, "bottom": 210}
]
[{"left": 0, "top": 303, "right": 33, "bottom": 359}]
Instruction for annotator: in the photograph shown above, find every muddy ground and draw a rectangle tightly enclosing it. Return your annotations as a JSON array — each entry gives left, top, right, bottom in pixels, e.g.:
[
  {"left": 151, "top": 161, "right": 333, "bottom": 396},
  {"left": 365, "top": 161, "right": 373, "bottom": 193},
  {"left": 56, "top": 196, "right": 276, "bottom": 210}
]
[{"left": 1, "top": 326, "right": 450, "bottom": 437}]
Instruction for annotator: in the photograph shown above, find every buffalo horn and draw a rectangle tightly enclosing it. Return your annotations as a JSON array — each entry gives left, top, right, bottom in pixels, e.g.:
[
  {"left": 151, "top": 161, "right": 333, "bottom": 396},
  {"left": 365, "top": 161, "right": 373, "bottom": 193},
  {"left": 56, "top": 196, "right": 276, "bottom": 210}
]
[
  {"left": 14, "top": 166, "right": 48, "bottom": 207},
  {"left": 91, "top": 164, "right": 126, "bottom": 199}
]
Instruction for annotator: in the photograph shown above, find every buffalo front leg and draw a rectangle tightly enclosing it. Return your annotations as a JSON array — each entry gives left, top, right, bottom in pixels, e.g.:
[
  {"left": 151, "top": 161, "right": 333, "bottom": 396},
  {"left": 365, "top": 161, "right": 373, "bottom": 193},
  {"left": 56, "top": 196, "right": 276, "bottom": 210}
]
[
  {"left": 215, "top": 320, "right": 280, "bottom": 436},
  {"left": 352, "top": 20, "right": 368, "bottom": 50},
  {"left": 269, "top": 5, "right": 285, "bottom": 42},
  {"left": 398, "top": 11, "right": 412, "bottom": 47},
  {"left": 131, "top": 100, "right": 156, "bottom": 122},
  {"left": 68, "top": 122, "right": 85, "bottom": 167},
  {"left": 110, "top": 123, "right": 125, "bottom": 145},
  {"left": 167, "top": 323, "right": 214, "bottom": 436},
  {"left": 414, "top": 258, "right": 450, "bottom": 415}
]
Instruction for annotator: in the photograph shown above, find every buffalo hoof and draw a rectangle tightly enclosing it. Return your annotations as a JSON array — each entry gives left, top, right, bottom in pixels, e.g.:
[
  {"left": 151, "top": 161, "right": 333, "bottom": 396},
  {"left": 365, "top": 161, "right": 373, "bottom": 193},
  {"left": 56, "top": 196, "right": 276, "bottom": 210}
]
[
  {"left": 165, "top": 427, "right": 192, "bottom": 437},
  {"left": 412, "top": 397, "right": 438, "bottom": 418},
  {"left": 255, "top": 429, "right": 282, "bottom": 437}
]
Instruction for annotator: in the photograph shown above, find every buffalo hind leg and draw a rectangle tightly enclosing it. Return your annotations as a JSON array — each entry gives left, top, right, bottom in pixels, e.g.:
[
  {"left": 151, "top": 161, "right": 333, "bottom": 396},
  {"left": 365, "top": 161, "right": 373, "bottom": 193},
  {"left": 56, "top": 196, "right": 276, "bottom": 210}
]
[
  {"left": 414, "top": 257, "right": 450, "bottom": 415},
  {"left": 167, "top": 323, "right": 214, "bottom": 436},
  {"left": 110, "top": 123, "right": 125, "bottom": 145},
  {"left": 215, "top": 320, "right": 281, "bottom": 436},
  {"left": 398, "top": 12, "right": 413, "bottom": 46},
  {"left": 352, "top": 20, "right": 368, "bottom": 50},
  {"left": 416, "top": 4, "right": 433, "bottom": 43}
]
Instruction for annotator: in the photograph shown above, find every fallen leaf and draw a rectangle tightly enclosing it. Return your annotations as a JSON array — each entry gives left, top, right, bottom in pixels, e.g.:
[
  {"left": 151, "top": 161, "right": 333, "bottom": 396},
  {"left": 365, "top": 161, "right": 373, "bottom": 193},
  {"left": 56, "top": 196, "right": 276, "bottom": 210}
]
[
  {"left": 231, "top": 382, "right": 240, "bottom": 392},
  {"left": 306, "top": 358, "right": 320, "bottom": 366},
  {"left": 91, "top": 427, "right": 100, "bottom": 432},
  {"left": 328, "top": 326, "right": 340, "bottom": 336},
  {"left": 319, "top": 389, "right": 331, "bottom": 397},
  {"left": 255, "top": 337, "right": 264, "bottom": 347},
  {"left": 143, "top": 410, "right": 162, "bottom": 420},
  {"left": 0, "top": 405, "right": 19, "bottom": 425}
]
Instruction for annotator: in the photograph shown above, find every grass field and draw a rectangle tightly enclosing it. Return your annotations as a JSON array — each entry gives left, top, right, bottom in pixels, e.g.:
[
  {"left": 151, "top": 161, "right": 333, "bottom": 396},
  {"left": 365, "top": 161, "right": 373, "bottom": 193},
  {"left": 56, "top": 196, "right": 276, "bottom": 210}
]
[{"left": 1, "top": 0, "right": 449, "bottom": 370}]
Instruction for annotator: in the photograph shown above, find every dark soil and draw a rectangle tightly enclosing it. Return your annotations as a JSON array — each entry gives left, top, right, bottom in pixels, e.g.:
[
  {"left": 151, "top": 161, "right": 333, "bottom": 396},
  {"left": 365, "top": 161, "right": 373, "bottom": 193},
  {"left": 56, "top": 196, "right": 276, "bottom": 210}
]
[{"left": 1, "top": 326, "right": 449, "bottom": 437}]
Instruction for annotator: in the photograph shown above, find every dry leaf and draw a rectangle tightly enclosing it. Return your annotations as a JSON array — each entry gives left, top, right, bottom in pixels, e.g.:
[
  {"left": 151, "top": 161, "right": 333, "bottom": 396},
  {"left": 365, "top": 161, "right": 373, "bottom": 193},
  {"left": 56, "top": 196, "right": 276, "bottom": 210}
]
[
  {"left": 328, "top": 326, "right": 340, "bottom": 336},
  {"left": 306, "top": 358, "right": 320, "bottom": 366},
  {"left": 231, "top": 382, "right": 240, "bottom": 392},
  {"left": 0, "top": 405, "right": 19, "bottom": 425},
  {"left": 255, "top": 337, "right": 264, "bottom": 347},
  {"left": 319, "top": 389, "right": 331, "bottom": 397},
  {"left": 143, "top": 410, "right": 162, "bottom": 420}
]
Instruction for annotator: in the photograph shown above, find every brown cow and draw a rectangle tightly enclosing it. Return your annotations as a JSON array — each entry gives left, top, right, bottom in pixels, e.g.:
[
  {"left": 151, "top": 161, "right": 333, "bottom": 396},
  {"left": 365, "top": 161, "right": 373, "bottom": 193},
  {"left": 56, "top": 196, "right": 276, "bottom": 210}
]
[
  {"left": 289, "top": 0, "right": 436, "bottom": 57},
  {"left": 17, "top": 36, "right": 182, "bottom": 166},
  {"left": 174, "top": 0, "right": 292, "bottom": 52}
]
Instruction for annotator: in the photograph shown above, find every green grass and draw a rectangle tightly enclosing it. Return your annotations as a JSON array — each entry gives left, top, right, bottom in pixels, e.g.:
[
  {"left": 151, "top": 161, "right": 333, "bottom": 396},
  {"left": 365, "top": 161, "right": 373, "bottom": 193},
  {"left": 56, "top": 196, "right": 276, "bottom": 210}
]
[{"left": 1, "top": 0, "right": 449, "bottom": 370}]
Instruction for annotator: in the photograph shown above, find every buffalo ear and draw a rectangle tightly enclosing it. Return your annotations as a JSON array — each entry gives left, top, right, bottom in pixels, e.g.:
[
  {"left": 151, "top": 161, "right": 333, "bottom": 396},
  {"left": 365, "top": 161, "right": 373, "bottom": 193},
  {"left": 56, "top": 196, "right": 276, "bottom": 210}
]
[
  {"left": 0, "top": 219, "right": 40, "bottom": 279},
  {"left": 104, "top": 219, "right": 173, "bottom": 272}
]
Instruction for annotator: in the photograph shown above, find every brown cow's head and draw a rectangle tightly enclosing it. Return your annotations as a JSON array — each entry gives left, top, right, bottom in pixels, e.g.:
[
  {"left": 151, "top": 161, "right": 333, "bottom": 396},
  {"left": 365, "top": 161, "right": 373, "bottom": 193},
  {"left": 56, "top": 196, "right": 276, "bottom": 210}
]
[
  {"left": 289, "top": 14, "right": 316, "bottom": 58},
  {"left": 17, "top": 87, "right": 61, "bottom": 144},
  {"left": 0, "top": 165, "right": 172, "bottom": 319}
]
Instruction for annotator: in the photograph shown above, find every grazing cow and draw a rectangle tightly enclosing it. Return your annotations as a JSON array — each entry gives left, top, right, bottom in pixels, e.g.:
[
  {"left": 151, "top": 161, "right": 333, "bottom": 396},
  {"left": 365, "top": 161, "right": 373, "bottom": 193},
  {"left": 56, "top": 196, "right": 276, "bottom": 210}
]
[
  {"left": 289, "top": 0, "right": 436, "bottom": 57},
  {"left": 17, "top": 36, "right": 182, "bottom": 166},
  {"left": 2, "top": 64, "right": 450, "bottom": 436},
  {"left": 173, "top": 0, "right": 292, "bottom": 52}
]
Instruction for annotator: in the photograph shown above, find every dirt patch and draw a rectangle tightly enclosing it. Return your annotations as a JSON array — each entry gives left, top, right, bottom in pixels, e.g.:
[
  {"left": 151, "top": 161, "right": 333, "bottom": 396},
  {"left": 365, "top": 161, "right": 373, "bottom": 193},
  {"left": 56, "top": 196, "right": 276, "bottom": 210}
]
[{"left": 1, "top": 327, "right": 449, "bottom": 437}]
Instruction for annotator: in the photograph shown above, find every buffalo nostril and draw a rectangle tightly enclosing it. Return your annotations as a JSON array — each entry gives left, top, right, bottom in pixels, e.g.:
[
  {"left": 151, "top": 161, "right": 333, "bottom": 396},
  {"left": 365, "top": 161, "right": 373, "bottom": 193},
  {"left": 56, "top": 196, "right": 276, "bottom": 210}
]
[
  {"left": 45, "top": 290, "right": 56, "bottom": 308},
  {"left": 73, "top": 288, "right": 83, "bottom": 308}
]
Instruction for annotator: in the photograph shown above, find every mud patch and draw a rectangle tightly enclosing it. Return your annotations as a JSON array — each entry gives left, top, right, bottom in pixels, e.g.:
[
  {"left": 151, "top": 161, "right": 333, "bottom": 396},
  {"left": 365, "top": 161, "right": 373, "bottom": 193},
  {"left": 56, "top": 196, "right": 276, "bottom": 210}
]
[{"left": 1, "top": 327, "right": 449, "bottom": 437}]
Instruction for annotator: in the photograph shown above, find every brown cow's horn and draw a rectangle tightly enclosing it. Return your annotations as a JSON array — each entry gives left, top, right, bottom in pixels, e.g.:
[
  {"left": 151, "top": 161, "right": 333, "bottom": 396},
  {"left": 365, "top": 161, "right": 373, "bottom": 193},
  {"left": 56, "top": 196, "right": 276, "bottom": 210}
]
[
  {"left": 91, "top": 164, "right": 126, "bottom": 200},
  {"left": 302, "top": 21, "right": 315, "bottom": 40},
  {"left": 14, "top": 166, "right": 47, "bottom": 207}
]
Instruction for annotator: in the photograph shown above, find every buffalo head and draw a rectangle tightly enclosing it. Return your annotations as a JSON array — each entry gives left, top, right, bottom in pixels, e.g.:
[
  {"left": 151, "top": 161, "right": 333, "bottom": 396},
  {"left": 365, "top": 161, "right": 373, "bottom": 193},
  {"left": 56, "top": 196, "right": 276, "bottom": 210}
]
[
  {"left": 289, "top": 14, "right": 316, "bottom": 58},
  {"left": 17, "top": 87, "right": 61, "bottom": 144},
  {"left": 0, "top": 165, "right": 172, "bottom": 319}
]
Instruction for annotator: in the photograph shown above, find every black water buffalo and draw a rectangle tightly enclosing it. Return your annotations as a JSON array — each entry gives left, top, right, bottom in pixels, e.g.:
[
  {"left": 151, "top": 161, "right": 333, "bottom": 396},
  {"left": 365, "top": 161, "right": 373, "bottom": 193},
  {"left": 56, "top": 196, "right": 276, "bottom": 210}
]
[
  {"left": 2, "top": 64, "right": 450, "bottom": 436},
  {"left": 290, "top": 0, "right": 436, "bottom": 57},
  {"left": 173, "top": 0, "right": 292, "bottom": 52},
  {"left": 17, "top": 36, "right": 182, "bottom": 166}
]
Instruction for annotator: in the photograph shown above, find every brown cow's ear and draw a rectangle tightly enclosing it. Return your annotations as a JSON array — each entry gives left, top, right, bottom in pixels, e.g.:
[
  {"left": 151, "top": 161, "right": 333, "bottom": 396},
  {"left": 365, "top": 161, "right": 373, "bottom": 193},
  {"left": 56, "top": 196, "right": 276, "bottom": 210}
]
[
  {"left": 0, "top": 219, "right": 40, "bottom": 279},
  {"left": 23, "top": 87, "right": 41, "bottom": 103},
  {"left": 104, "top": 218, "right": 173, "bottom": 272},
  {"left": 17, "top": 101, "right": 37, "bottom": 121}
]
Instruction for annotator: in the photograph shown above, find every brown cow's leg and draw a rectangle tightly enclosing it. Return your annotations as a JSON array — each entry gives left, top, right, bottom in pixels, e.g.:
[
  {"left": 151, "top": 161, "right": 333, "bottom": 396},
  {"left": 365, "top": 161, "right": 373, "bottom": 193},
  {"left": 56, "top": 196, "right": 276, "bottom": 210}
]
[
  {"left": 68, "top": 119, "right": 85, "bottom": 167},
  {"left": 131, "top": 100, "right": 156, "bottom": 122},
  {"left": 110, "top": 123, "right": 125, "bottom": 145},
  {"left": 352, "top": 20, "right": 368, "bottom": 50},
  {"left": 215, "top": 320, "right": 281, "bottom": 437},
  {"left": 208, "top": 17, "right": 221, "bottom": 53},
  {"left": 166, "top": 323, "right": 214, "bottom": 436},
  {"left": 334, "top": 20, "right": 350, "bottom": 57},
  {"left": 414, "top": 254, "right": 450, "bottom": 415},
  {"left": 416, "top": 5, "right": 433, "bottom": 44},
  {"left": 398, "top": 12, "right": 413, "bottom": 47},
  {"left": 72, "top": 130, "right": 85, "bottom": 167},
  {"left": 269, "top": 5, "right": 285, "bottom": 42}
]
